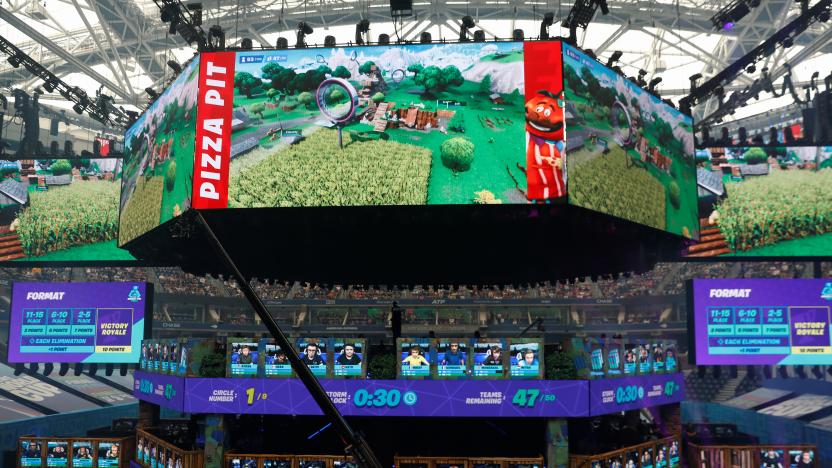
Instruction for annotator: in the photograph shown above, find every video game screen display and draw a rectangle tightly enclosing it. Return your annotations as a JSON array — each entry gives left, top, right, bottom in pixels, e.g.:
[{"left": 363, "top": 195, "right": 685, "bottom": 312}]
[
  {"left": 0, "top": 158, "right": 136, "bottom": 262},
  {"left": 655, "top": 443, "right": 668, "bottom": 468},
  {"left": 509, "top": 338, "right": 543, "bottom": 379},
  {"left": 174, "top": 453, "right": 183, "bottom": 468},
  {"left": 608, "top": 455, "right": 623, "bottom": 468},
  {"left": 626, "top": 450, "right": 640, "bottom": 468},
  {"left": 298, "top": 459, "right": 326, "bottom": 468},
  {"left": 160, "top": 341, "right": 171, "bottom": 373},
  {"left": 97, "top": 442, "right": 119, "bottom": 467},
  {"left": 623, "top": 342, "right": 638, "bottom": 375},
  {"left": 761, "top": 449, "right": 785, "bottom": 468},
  {"left": 652, "top": 342, "right": 666, "bottom": 373},
  {"left": 297, "top": 338, "right": 329, "bottom": 377},
  {"left": 72, "top": 441, "right": 94, "bottom": 467},
  {"left": 229, "top": 458, "right": 257, "bottom": 468},
  {"left": 472, "top": 339, "right": 506, "bottom": 378},
  {"left": 149, "top": 442, "right": 157, "bottom": 468},
  {"left": 262, "top": 340, "right": 293, "bottom": 378},
  {"left": 227, "top": 338, "right": 260, "bottom": 377},
  {"left": 19, "top": 439, "right": 43, "bottom": 467},
  {"left": 434, "top": 339, "right": 469, "bottom": 378},
  {"left": 665, "top": 342, "right": 678, "bottom": 373},
  {"left": 46, "top": 441, "right": 68, "bottom": 467},
  {"left": 119, "top": 57, "right": 199, "bottom": 246},
  {"left": 8, "top": 282, "right": 150, "bottom": 364},
  {"left": 638, "top": 342, "right": 653, "bottom": 374},
  {"left": 642, "top": 447, "right": 654, "bottom": 468},
  {"left": 588, "top": 338, "right": 606, "bottom": 378},
  {"left": 689, "top": 146, "right": 832, "bottom": 257},
  {"left": 265, "top": 459, "right": 294, "bottom": 468},
  {"left": 176, "top": 338, "right": 189, "bottom": 376},
  {"left": 669, "top": 439, "right": 680, "bottom": 467},
  {"left": 561, "top": 42, "right": 698, "bottom": 240},
  {"left": 398, "top": 338, "right": 432, "bottom": 378},
  {"left": 788, "top": 449, "right": 814, "bottom": 467},
  {"left": 137, "top": 437, "right": 145, "bottom": 464},
  {"left": 333, "top": 339, "right": 365, "bottom": 378},
  {"left": 606, "top": 338, "right": 622, "bottom": 377},
  {"left": 591, "top": 462, "right": 603, "bottom": 468}
]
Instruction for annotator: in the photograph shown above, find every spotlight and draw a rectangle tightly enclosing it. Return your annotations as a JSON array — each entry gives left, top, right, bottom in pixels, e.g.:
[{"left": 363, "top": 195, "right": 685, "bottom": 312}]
[
  {"left": 648, "top": 77, "right": 663, "bottom": 93},
  {"left": 420, "top": 31, "right": 432, "bottom": 44},
  {"left": 160, "top": 4, "right": 181, "bottom": 35},
  {"left": 710, "top": 0, "right": 752, "bottom": 31},
  {"left": 584, "top": 49, "right": 598, "bottom": 59},
  {"left": 7, "top": 54, "right": 22, "bottom": 68},
  {"left": 72, "top": 102, "right": 86, "bottom": 114},
  {"left": 324, "top": 35, "right": 336, "bottom": 47},
  {"left": 540, "top": 12, "right": 555, "bottom": 40},
  {"left": 606, "top": 50, "right": 623, "bottom": 68},
  {"left": 782, "top": 36, "right": 793, "bottom": 48},
  {"left": 459, "top": 15, "right": 476, "bottom": 42},
  {"left": 276, "top": 37, "right": 289, "bottom": 49},
  {"left": 746, "top": 64, "right": 756, "bottom": 73},
  {"left": 43, "top": 79, "right": 58, "bottom": 93},
  {"left": 145, "top": 87, "right": 158, "bottom": 99},
  {"left": 167, "top": 60, "right": 182, "bottom": 74},
  {"left": 818, "top": 9, "right": 830, "bottom": 22},
  {"left": 58, "top": 363, "right": 69, "bottom": 376},
  {"left": 296, "top": 21, "right": 313, "bottom": 48},
  {"left": 240, "top": 38, "right": 253, "bottom": 50},
  {"left": 355, "top": 18, "right": 370, "bottom": 45},
  {"left": 473, "top": 30, "right": 486, "bottom": 42},
  {"left": 513, "top": 28, "right": 525, "bottom": 41},
  {"left": 43, "top": 363, "right": 53, "bottom": 376},
  {"left": 378, "top": 33, "right": 390, "bottom": 45}
]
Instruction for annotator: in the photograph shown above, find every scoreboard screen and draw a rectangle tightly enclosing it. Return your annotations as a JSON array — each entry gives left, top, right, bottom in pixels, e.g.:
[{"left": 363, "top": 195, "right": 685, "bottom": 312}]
[
  {"left": 8, "top": 282, "right": 151, "bottom": 363},
  {"left": 690, "top": 279, "right": 832, "bottom": 365}
]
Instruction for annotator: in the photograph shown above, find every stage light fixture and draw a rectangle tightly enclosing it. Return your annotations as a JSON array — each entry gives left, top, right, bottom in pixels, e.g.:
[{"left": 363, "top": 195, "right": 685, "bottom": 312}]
[
  {"left": 43, "top": 79, "right": 57, "bottom": 93},
  {"left": 160, "top": 4, "right": 181, "bottom": 35},
  {"left": 145, "top": 87, "right": 158, "bottom": 99},
  {"left": 7, "top": 54, "right": 22, "bottom": 68},
  {"left": 648, "top": 77, "right": 662, "bottom": 93},
  {"left": 276, "top": 37, "right": 289, "bottom": 49},
  {"left": 777, "top": 366, "right": 789, "bottom": 378},
  {"left": 782, "top": 36, "right": 794, "bottom": 48},
  {"left": 28, "top": 363, "right": 39, "bottom": 373},
  {"left": 763, "top": 366, "right": 773, "bottom": 379},
  {"left": 355, "top": 18, "right": 370, "bottom": 45},
  {"left": 167, "top": 60, "right": 182, "bottom": 74},
  {"left": 513, "top": 29, "right": 524, "bottom": 41},
  {"left": 324, "top": 35, "right": 336, "bottom": 47},
  {"left": 378, "top": 33, "right": 390, "bottom": 45},
  {"left": 473, "top": 30, "right": 485, "bottom": 42},
  {"left": 540, "top": 12, "right": 555, "bottom": 40},
  {"left": 795, "top": 366, "right": 807, "bottom": 379},
  {"left": 296, "top": 21, "right": 313, "bottom": 48},
  {"left": 240, "top": 38, "right": 253, "bottom": 50},
  {"left": 818, "top": 9, "right": 830, "bottom": 22},
  {"left": 811, "top": 366, "right": 823, "bottom": 379},
  {"left": 710, "top": 0, "right": 753, "bottom": 31},
  {"left": 606, "top": 50, "right": 623, "bottom": 68},
  {"left": 420, "top": 31, "right": 432, "bottom": 44},
  {"left": 746, "top": 64, "right": 756, "bottom": 73},
  {"left": 459, "top": 15, "right": 476, "bottom": 42},
  {"left": 72, "top": 102, "right": 86, "bottom": 114}
]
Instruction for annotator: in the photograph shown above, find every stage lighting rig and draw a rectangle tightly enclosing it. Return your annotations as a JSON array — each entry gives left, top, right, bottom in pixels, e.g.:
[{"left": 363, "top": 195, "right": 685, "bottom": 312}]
[
  {"left": 459, "top": 15, "right": 476, "bottom": 42},
  {"left": 240, "top": 38, "right": 253, "bottom": 50},
  {"left": 324, "top": 35, "right": 336, "bottom": 47},
  {"left": 167, "top": 60, "right": 182, "bottom": 75},
  {"left": 154, "top": 0, "right": 209, "bottom": 50},
  {"left": 355, "top": 18, "right": 370, "bottom": 45},
  {"left": 276, "top": 37, "right": 289, "bottom": 49},
  {"left": 420, "top": 31, "right": 432, "bottom": 43},
  {"left": 540, "top": 12, "right": 555, "bottom": 40},
  {"left": 209, "top": 24, "right": 226, "bottom": 50},
  {"left": 296, "top": 21, "right": 313, "bottom": 48},
  {"left": 606, "top": 50, "right": 622, "bottom": 68},
  {"left": 648, "top": 77, "right": 662, "bottom": 94},
  {"left": 562, "top": 0, "right": 609, "bottom": 45},
  {"left": 710, "top": 0, "right": 759, "bottom": 31}
]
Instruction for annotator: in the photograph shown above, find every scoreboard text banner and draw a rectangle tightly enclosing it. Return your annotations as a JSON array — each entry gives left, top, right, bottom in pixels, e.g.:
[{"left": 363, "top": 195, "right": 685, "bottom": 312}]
[{"left": 589, "top": 373, "right": 685, "bottom": 416}]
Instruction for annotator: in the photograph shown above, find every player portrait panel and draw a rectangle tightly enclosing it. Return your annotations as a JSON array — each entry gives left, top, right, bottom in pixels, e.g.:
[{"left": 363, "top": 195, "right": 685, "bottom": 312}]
[
  {"left": 508, "top": 338, "right": 543, "bottom": 379},
  {"left": 261, "top": 339, "right": 293, "bottom": 378},
  {"left": 19, "top": 439, "right": 43, "bottom": 467},
  {"left": 297, "top": 338, "right": 330, "bottom": 377},
  {"left": 97, "top": 442, "right": 120, "bottom": 468},
  {"left": 333, "top": 339, "right": 366, "bottom": 378},
  {"left": 433, "top": 338, "right": 470, "bottom": 379},
  {"left": 72, "top": 441, "right": 94, "bottom": 468},
  {"left": 398, "top": 338, "right": 432, "bottom": 378},
  {"left": 472, "top": 339, "right": 507, "bottom": 379},
  {"left": 227, "top": 338, "right": 260, "bottom": 377}
]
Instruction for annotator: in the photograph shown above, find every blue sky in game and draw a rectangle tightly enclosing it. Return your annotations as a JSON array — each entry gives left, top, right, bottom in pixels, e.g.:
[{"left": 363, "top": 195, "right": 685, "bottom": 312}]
[
  {"left": 234, "top": 42, "right": 524, "bottom": 93},
  {"left": 562, "top": 42, "right": 694, "bottom": 158}
]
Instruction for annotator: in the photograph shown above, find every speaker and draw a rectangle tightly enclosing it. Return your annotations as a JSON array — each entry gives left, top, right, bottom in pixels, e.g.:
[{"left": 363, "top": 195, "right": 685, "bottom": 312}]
[
  {"left": 390, "top": 0, "right": 413, "bottom": 10},
  {"left": 512, "top": 29, "right": 524, "bottom": 41},
  {"left": 276, "top": 37, "right": 289, "bottom": 49},
  {"left": 473, "top": 30, "right": 485, "bottom": 42},
  {"left": 420, "top": 31, "right": 432, "bottom": 43},
  {"left": 50, "top": 118, "right": 59, "bottom": 136},
  {"left": 378, "top": 33, "right": 390, "bottom": 45},
  {"left": 324, "top": 35, "right": 336, "bottom": 47}
]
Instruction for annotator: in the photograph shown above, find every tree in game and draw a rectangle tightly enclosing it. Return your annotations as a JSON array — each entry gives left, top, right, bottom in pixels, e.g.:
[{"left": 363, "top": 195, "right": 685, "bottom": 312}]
[
  {"left": 290, "top": 66, "right": 333, "bottom": 93},
  {"left": 414, "top": 65, "right": 464, "bottom": 98},
  {"left": 371, "top": 92, "right": 385, "bottom": 104},
  {"left": 333, "top": 66, "right": 351, "bottom": 79},
  {"left": 359, "top": 61, "right": 377, "bottom": 76},
  {"left": 250, "top": 102, "right": 266, "bottom": 119},
  {"left": 449, "top": 111, "right": 465, "bottom": 133},
  {"left": 51, "top": 160, "right": 72, "bottom": 176},
  {"left": 440, "top": 137, "right": 475, "bottom": 173},
  {"left": 165, "top": 161, "right": 177, "bottom": 192},
  {"left": 298, "top": 91, "right": 315, "bottom": 109},
  {"left": 163, "top": 100, "right": 179, "bottom": 133},
  {"left": 479, "top": 74, "right": 493, "bottom": 95},
  {"left": 407, "top": 63, "right": 424, "bottom": 78},
  {"left": 743, "top": 147, "right": 769, "bottom": 165},
  {"left": 266, "top": 88, "right": 281, "bottom": 103},
  {"left": 668, "top": 181, "right": 681, "bottom": 209},
  {"left": 326, "top": 88, "right": 346, "bottom": 105},
  {"left": 234, "top": 72, "right": 262, "bottom": 98},
  {"left": 262, "top": 63, "right": 297, "bottom": 94}
]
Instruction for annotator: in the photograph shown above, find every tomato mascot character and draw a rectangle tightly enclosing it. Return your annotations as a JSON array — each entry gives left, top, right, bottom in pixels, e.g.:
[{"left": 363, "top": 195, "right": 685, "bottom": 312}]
[{"left": 525, "top": 90, "right": 565, "bottom": 201}]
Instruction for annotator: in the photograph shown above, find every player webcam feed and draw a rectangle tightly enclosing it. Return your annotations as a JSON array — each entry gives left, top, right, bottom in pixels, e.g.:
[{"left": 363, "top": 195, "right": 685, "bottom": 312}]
[
  {"left": 73, "top": 441, "right": 94, "bottom": 467},
  {"left": 137, "top": 437, "right": 145, "bottom": 463},
  {"left": 46, "top": 441, "right": 68, "bottom": 467},
  {"left": 665, "top": 342, "right": 678, "bottom": 373},
  {"left": 399, "top": 339, "right": 432, "bottom": 378},
  {"left": 761, "top": 449, "right": 785, "bottom": 468},
  {"left": 98, "top": 442, "right": 119, "bottom": 468},
  {"left": 166, "top": 448, "right": 173, "bottom": 468},
  {"left": 229, "top": 458, "right": 257, "bottom": 468},
  {"left": 149, "top": 442, "right": 157, "bottom": 468},
  {"left": 174, "top": 453, "right": 183, "bottom": 468},
  {"left": 789, "top": 450, "right": 814, "bottom": 468},
  {"left": 153, "top": 341, "right": 161, "bottom": 372},
  {"left": 161, "top": 342, "right": 170, "bottom": 373},
  {"left": 638, "top": 342, "right": 652, "bottom": 374},
  {"left": 434, "top": 339, "right": 469, "bottom": 379},
  {"left": 299, "top": 459, "right": 326, "bottom": 468},
  {"left": 652, "top": 342, "right": 665, "bottom": 373},
  {"left": 641, "top": 447, "right": 654, "bottom": 468},
  {"left": 141, "top": 341, "right": 148, "bottom": 369},
  {"left": 298, "top": 338, "right": 329, "bottom": 377},
  {"left": 626, "top": 450, "right": 640, "bottom": 468},
  {"left": 177, "top": 339, "right": 188, "bottom": 376},
  {"left": 228, "top": 338, "right": 260, "bottom": 377},
  {"left": 690, "top": 146, "right": 832, "bottom": 257},
  {"left": 669, "top": 440, "right": 680, "bottom": 467},
  {"left": 655, "top": 443, "right": 668, "bottom": 468},
  {"left": 262, "top": 340, "right": 293, "bottom": 378},
  {"left": 20, "top": 439, "right": 43, "bottom": 467},
  {"left": 334, "top": 339, "right": 365, "bottom": 378},
  {"left": 624, "top": 343, "right": 638, "bottom": 375},
  {"left": 169, "top": 341, "right": 179, "bottom": 375},
  {"left": 159, "top": 447, "right": 167, "bottom": 468},
  {"left": 590, "top": 462, "right": 603, "bottom": 468},
  {"left": 509, "top": 339, "right": 543, "bottom": 379},
  {"left": 473, "top": 339, "right": 506, "bottom": 378},
  {"left": 608, "top": 455, "right": 623, "bottom": 468},
  {"left": 265, "top": 459, "right": 294, "bottom": 468},
  {"left": 561, "top": 43, "right": 698, "bottom": 240}
]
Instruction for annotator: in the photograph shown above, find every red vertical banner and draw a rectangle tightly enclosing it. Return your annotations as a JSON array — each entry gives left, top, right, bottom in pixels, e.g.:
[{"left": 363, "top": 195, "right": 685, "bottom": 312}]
[
  {"left": 522, "top": 41, "right": 567, "bottom": 202},
  {"left": 192, "top": 52, "right": 236, "bottom": 209}
]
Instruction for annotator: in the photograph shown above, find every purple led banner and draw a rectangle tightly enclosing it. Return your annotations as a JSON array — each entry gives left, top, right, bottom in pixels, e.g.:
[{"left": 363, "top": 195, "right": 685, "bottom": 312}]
[
  {"left": 8, "top": 282, "right": 149, "bottom": 363},
  {"left": 589, "top": 373, "right": 685, "bottom": 416},
  {"left": 693, "top": 279, "right": 832, "bottom": 365},
  {"left": 133, "top": 371, "right": 185, "bottom": 412},
  {"left": 182, "top": 378, "right": 590, "bottom": 417}
]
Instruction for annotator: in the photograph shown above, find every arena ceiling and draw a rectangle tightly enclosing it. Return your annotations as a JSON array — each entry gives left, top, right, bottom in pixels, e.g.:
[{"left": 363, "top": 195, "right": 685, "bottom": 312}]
[{"left": 0, "top": 0, "right": 830, "bottom": 123}]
